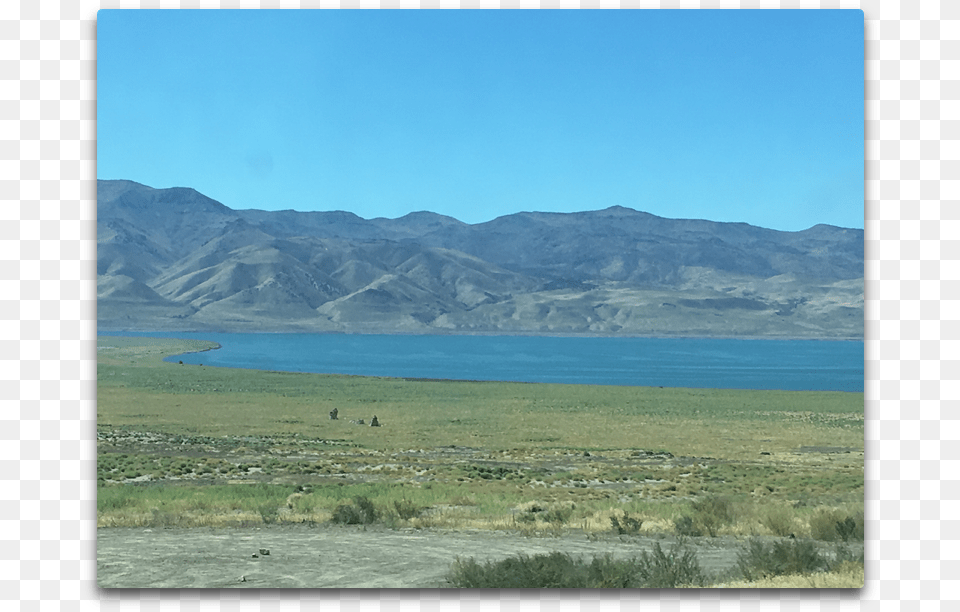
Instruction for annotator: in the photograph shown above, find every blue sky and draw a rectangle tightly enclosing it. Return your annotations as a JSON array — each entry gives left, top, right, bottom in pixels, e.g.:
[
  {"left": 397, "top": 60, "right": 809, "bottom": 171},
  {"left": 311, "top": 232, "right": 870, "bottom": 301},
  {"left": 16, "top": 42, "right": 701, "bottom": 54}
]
[{"left": 97, "top": 9, "right": 863, "bottom": 231}]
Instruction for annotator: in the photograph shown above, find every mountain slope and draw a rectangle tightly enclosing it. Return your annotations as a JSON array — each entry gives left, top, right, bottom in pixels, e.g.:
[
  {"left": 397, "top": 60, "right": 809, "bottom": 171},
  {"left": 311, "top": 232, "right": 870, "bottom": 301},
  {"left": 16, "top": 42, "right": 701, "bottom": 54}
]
[{"left": 96, "top": 180, "right": 863, "bottom": 337}]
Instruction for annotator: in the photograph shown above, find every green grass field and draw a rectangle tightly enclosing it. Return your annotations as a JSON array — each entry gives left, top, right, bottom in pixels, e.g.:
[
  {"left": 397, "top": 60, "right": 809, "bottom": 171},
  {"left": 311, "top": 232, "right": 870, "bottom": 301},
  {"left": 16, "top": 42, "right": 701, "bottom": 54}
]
[{"left": 97, "top": 335, "right": 863, "bottom": 537}]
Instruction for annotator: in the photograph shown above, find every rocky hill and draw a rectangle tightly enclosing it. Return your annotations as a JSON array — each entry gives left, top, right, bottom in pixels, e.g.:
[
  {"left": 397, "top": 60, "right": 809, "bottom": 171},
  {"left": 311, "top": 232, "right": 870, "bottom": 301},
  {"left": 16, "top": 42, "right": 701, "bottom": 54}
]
[{"left": 97, "top": 180, "right": 863, "bottom": 338}]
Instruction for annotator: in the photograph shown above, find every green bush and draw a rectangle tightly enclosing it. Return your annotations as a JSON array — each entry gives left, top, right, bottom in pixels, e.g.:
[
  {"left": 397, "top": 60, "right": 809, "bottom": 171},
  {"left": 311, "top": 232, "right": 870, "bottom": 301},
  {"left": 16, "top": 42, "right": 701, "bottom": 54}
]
[
  {"left": 835, "top": 514, "right": 863, "bottom": 542},
  {"left": 760, "top": 505, "right": 796, "bottom": 537},
  {"left": 331, "top": 495, "right": 379, "bottom": 525},
  {"left": 674, "top": 515, "right": 701, "bottom": 537},
  {"left": 541, "top": 506, "right": 573, "bottom": 526},
  {"left": 736, "top": 538, "right": 828, "bottom": 581},
  {"left": 392, "top": 499, "right": 424, "bottom": 520},
  {"left": 258, "top": 503, "right": 279, "bottom": 524},
  {"left": 446, "top": 543, "right": 704, "bottom": 588},
  {"left": 634, "top": 541, "right": 706, "bottom": 588},
  {"left": 809, "top": 510, "right": 841, "bottom": 541},
  {"left": 610, "top": 511, "right": 643, "bottom": 535},
  {"left": 447, "top": 552, "right": 603, "bottom": 588},
  {"left": 809, "top": 509, "right": 864, "bottom": 542},
  {"left": 462, "top": 465, "right": 519, "bottom": 481},
  {"left": 689, "top": 495, "right": 735, "bottom": 537}
]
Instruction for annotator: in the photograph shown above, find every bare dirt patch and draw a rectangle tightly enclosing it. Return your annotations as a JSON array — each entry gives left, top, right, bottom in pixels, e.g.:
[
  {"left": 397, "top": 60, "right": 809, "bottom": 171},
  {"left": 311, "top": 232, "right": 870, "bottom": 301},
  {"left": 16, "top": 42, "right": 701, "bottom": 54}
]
[{"left": 98, "top": 523, "right": 777, "bottom": 589}]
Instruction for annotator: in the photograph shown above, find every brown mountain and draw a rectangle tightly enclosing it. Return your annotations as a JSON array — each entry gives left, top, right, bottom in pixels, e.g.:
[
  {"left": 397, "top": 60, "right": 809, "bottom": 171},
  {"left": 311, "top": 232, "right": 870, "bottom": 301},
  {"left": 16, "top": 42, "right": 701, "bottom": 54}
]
[{"left": 97, "top": 180, "right": 863, "bottom": 337}]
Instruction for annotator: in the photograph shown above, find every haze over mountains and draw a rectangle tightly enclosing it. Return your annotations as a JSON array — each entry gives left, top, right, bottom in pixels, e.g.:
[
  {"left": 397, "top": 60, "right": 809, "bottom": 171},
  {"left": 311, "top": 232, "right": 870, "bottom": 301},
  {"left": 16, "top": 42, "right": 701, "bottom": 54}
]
[{"left": 97, "top": 180, "right": 863, "bottom": 338}]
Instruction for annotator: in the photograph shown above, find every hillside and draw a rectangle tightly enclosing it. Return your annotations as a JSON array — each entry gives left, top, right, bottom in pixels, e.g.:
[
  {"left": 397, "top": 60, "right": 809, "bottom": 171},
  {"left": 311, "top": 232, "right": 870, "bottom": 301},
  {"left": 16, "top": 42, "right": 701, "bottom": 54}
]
[{"left": 97, "top": 180, "right": 863, "bottom": 338}]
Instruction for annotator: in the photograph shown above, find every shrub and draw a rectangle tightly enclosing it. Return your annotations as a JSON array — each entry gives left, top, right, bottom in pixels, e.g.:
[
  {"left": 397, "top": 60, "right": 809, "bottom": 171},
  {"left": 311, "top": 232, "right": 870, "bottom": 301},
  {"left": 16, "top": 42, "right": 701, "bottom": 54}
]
[
  {"left": 448, "top": 552, "right": 597, "bottom": 588},
  {"left": 393, "top": 499, "right": 424, "bottom": 520},
  {"left": 674, "top": 515, "right": 701, "bottom": 537},
  {"left": 835, "top": 514, "right": 864, "bottom": 542},
  {"left": 331, "top": 496, "right": 379, "bottom": 525},
  {"left": 541, "top": 506, "right": 573, "bottom": 526},
  {"left": 610, "top": 511, "right": 643, "bottom": 535},
  {"left": 691, "top": 495, "right": 734, "bottom": 520},
  {"left": 736, "top": 538, "right": 829, "bottom": 582},
  {"left": 809, "top": 509, "right": 864, "bottom": 542},
  {"left": 760, "top": 505, "right": 796, "bottom": 537},
  {"left": 689, "top": 495, "right": 735, "bottom": 537},
  {"left": 446, "top": 545, "right": 704, "bottom": 589},
  {"left": 634, "top": 541, "right": 706, "bottom": 588},
  {"left": 584, "top": 555, "right": 646, "bottom": 588},
  {"left": 462, "top": 465, "right": 519, "bottom": 481},
  {"left": 809, "top": 510, "right": 842, "bottom": 541},
  {"left": 258, "top": 503, "right": 279, "bottom": 524}
]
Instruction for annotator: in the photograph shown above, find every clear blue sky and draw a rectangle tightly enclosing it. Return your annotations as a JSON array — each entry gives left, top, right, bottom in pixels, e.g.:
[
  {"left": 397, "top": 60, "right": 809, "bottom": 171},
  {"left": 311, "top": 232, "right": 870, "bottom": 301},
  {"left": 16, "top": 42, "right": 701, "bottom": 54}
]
[{"left": 97, "top": 9, "right": 863, "bottom": 231}]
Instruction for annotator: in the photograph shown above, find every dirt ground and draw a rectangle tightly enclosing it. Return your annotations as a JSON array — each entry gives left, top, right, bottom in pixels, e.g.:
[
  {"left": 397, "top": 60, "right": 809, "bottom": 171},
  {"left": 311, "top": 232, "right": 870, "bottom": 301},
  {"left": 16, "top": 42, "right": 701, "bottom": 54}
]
[{"left": 98, "top": 523, "right": 761, "bottom": 589}]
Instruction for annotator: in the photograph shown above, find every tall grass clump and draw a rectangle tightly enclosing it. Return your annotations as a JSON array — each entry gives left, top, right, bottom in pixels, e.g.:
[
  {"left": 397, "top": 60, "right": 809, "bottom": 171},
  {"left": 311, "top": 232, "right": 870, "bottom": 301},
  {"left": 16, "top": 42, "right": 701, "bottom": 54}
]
[
  {"left": 760, "top": 504, "right": 797, "bottom": 537},
  {"left": 392, "top": 498, "right": 425, "bottom": 520},
  {"left": 609, "top": 511, "right": 643, "bottom": 535},
  {"left": 675, "top": 495, "right": 735, "bottom": 537},
  {"left": 447, "top": 552, "right": 619, "bottom": 588},
  {"left": 330, "top": 495, "right": 379, "bottom": 525},
  {"left": 736, "top": 538, "right": 829, "bottom": 581},
  {"left": 447, "top": 542, "right": 705, "bottom": 588},
  {"left": 633, "top": 541, "right": 707, "bottom": 588},
  {"left": 808, "top": 508, "right": 864, "bottom": 542}
]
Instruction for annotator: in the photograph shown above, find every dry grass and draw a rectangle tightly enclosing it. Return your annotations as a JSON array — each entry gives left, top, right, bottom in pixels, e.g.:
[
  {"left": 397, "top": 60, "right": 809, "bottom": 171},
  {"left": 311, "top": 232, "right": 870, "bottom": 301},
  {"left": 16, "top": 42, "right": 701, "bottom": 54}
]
[
  {"left": 98, "top": 336, "right": 863, "bottom": 536},
  {"left": 97, "top": 337, "right": 863, "bottom": 461},
  {"left": 712, "top": 561, "right": 864, "bottom": 588}
]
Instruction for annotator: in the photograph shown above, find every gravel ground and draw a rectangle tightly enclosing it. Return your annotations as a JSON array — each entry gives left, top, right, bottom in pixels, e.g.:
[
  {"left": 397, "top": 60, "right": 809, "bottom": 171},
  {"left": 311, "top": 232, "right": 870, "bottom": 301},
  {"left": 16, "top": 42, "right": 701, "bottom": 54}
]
[{"left": 97, "top": 523, "right": 762, "bottom": 589}]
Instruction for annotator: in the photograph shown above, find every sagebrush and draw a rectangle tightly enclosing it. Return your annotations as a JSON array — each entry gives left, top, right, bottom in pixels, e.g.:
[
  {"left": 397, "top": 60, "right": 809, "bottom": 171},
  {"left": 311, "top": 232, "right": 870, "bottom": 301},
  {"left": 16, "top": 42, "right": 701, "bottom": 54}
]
[
  {"left": 736, "top": 538, "right": 828, "bottom": 581},
  {"left": 447, "top": 541, "right": 704, "bottom": 588},
  {"left": 331, "top": 496, "right": 379, "bottom": 525}
]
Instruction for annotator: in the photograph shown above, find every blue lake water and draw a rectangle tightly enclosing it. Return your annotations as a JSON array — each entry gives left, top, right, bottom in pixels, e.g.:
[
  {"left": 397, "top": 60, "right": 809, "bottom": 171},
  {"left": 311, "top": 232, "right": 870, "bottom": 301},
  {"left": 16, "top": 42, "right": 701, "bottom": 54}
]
[{"left": 103, "top": 332, "right": 864, "bottom": 392}]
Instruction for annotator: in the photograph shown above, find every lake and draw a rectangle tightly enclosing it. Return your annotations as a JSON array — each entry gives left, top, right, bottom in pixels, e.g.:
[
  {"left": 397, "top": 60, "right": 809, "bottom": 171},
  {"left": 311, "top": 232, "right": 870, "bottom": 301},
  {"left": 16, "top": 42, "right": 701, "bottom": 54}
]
[{"left": 102, "top": 332, "right": 864, "bottom": 392}]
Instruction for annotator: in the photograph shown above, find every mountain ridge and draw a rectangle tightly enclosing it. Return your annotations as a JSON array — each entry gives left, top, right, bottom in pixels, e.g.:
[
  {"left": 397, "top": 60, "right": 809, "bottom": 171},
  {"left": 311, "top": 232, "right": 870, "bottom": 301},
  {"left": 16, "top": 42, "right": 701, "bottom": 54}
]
[{"left": 97, "top": 180, "right": 863, "bottom": 338}]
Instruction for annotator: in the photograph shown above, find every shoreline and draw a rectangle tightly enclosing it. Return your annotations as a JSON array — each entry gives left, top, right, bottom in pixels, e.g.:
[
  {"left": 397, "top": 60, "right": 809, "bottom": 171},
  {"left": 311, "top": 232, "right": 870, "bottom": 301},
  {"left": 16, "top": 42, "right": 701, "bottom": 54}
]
[
  {"left": 97, "top": 332, "right": 865, "bottom": 394},
  {"left": 97, "top": 328, "right": 865, "bottom": 342}
]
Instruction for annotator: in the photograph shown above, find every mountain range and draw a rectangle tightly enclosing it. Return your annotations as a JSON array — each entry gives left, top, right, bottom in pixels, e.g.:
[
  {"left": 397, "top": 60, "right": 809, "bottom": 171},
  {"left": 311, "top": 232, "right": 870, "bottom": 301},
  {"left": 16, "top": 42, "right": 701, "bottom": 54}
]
[{"left": 97, "top": 179, "right": 863, "bottom": 338}]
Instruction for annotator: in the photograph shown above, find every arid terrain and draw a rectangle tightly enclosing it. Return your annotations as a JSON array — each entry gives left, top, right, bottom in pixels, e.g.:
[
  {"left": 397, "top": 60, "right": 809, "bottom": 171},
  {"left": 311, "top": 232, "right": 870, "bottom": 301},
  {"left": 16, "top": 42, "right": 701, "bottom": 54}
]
[
  {"left": 97, "top": 337, "right": 864, "bottom": 589},
  {"left": 97, "top": 428, "right": 862, "bottom": 589},
  {"left": 97, "top": 179, "right": 863, "bottom": 338},
  {"left": 99, "top": 522, "right": 862, "bottom": 589}
]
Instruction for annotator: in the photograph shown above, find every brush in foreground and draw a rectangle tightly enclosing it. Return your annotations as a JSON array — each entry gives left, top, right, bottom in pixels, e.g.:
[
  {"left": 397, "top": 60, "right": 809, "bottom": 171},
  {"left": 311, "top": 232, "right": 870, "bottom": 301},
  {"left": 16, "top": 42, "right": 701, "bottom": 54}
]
[{"left": 446, "top": 542, "right": 706, "bottom": 589}]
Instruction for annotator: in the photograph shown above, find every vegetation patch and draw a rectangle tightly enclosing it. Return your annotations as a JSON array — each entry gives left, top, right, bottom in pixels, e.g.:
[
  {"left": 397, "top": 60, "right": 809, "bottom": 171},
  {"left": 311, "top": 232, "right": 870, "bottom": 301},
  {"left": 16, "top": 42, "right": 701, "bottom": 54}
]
[
  {"left": 609, "top": 510, "right": 643, "bottom": 535},
  {"left": 808, "top": 507, "right": 865, "bottom": 542},
  {"left": 675, "top": 495, "right": 736, "bottom": 537},
  {"left": 331, "top": 496, "right": 379, "bottom": 525},
  {"left": 447, "top": 542, "right": 705, "bottom": 588},
  {"left": 459, "top": 464, "right": 521, "bottom": 481},
  {"left": 735, "top": 538, "right": 848, "bottom": 582},
  {"left": 97, "top": 337, "right": 864, "bottom": 538},
  {"left": 760, "top": 504, "right": 798, "bottom": 537}
]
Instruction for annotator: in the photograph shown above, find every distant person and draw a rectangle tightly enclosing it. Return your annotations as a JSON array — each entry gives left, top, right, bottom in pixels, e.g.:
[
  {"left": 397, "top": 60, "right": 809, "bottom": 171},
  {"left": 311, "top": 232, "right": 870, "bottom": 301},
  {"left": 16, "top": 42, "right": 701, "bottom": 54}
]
[
  {"left": 370, "top": 415, "right": 380, "bottom": 427},
  {"left": 329, "top": 408, "right": 338, "bottom": 420}
]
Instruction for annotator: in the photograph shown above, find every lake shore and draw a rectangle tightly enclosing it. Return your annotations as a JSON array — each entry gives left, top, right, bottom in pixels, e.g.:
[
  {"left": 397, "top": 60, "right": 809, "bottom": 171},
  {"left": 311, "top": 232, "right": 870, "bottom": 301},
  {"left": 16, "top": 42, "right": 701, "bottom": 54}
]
[{"left": 98, "top": 331, "right": 864, "bottom": 392}]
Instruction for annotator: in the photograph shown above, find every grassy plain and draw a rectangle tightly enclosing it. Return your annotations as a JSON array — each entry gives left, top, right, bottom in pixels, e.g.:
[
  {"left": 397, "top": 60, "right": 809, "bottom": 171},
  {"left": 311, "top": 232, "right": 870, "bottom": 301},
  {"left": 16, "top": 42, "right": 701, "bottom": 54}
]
[{"left": 97, "top": 335, "right": 863, "bottom": 569}]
